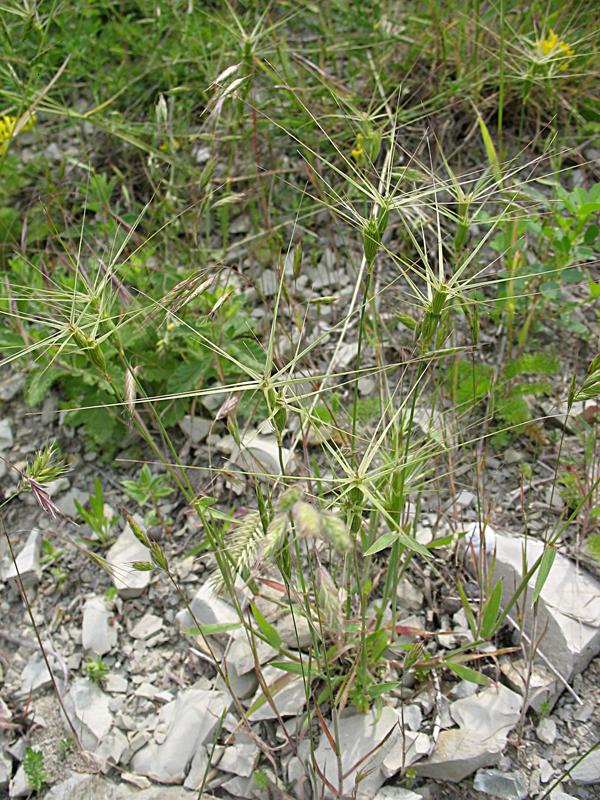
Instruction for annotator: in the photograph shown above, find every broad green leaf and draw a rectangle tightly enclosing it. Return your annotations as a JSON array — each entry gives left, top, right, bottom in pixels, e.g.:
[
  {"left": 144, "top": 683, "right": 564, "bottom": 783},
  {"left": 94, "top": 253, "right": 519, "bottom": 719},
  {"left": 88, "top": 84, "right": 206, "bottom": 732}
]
[
  {"left": 480, "top": 579, "right": 504, "bottom": 639},
  {"left": 251, "top": 603, "right": 282, "bottom": 650},
  {"left": 532, "top": 546, "right": 556, "bottom": 604},
  {"left": 446, "top": 661, "right": 490, "bottom": 686},
  {"left": 368, "top": 681, "right": 401, "bottom": 699},
  {"left": 364, "top": 531, "right": 399, "bottom": 556}
]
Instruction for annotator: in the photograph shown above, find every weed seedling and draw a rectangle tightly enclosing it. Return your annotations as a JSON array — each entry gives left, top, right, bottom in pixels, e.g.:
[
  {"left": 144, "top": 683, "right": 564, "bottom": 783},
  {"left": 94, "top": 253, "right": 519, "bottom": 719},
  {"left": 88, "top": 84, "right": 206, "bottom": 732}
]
[
  {"left": 22, "top": 747, "right": 47, "bottom": 792},
  {"left": 121, "top": 464, "right": 174, "bottom": 530},
  {"left": 74, "top": 479, "right": 119, "bottom": 546},
  {"left": 82, "top": 656, "right": 108, "bottom": 685}
]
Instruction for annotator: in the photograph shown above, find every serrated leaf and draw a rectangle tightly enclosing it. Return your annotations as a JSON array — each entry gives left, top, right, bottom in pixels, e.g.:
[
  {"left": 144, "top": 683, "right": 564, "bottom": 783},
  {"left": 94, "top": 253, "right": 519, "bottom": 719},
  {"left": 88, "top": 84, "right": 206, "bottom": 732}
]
[{"left": 25, "top": 367, "right": 65, "bottom": 407}]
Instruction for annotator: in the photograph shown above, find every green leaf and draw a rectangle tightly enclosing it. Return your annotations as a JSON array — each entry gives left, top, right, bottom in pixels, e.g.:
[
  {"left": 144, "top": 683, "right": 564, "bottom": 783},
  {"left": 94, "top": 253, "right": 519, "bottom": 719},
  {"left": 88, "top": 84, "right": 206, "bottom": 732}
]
[
  {"left": 480, "top": 579, "right": 504, "bottom": 639},
  {"left": 456, "top": 579, "right": 477, "bottom": 639},
  {"left": 503, "top": 353, "right": 559, "bottom": 379},
  {"left": 446, "top": 661, "right": 490, "bottom": 686},
  {"left": 25, "top": 367, "right": 65, "bottom": 407},
  {"left": 532, "top": 546, "right": 556, "bottom": 604},
  {"left": 251, "top": 603, "right": 282, "bottom": 650},
  {"left": 364, "top": 531, "right": 399, "bottom": 556},
  {"left": 185, "top": 622, "right": 241, "bottom": 636},
  {"left": 269, "top": 660, "right": 311, "bottom": 677},
  {"left": 367, "top": 681, "right": 401, "bottom": 699},
  {"left": 476, "top": 111, "right": 502, "bottom": 184},
  {"left": 589, "top": 281, "right": 600, "bottom": 300}
]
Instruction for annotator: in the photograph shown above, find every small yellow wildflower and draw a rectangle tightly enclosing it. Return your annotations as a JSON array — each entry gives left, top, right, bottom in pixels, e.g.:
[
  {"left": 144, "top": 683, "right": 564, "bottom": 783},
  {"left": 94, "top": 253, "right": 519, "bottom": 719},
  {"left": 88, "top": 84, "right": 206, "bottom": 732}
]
[
  {"left": 537, "top": 30, "right": 574, "bottom": 65},
  {"left": 351, "top": 131, "right": 364, "bottom": 161},
  {"left": 0, "top": 113, "right": 37, "bottom": 152}
]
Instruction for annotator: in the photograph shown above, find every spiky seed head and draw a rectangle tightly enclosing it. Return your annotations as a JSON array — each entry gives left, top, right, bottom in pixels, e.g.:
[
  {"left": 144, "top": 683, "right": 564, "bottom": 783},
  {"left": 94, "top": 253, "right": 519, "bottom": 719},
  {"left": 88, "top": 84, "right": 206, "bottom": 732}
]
[
  {"left": 150, "top": 541, "right": 169, "bottom": 571},
  {"left": 363, "top": 215, "right": 381, "bottom": 266},
  {"left": 26, "top": 442, "right": 68, "bottom": 485},
  {"left": 127, "top": 516, "right": 150, "bottom": 548},
  {"left": 317, "top": 566, "right": 344, "bottom": 632},
  {"left": 320, "top": 513, "right": 352, "bottom": 553},
  {"left": 263, "top": 512, "right": 290, "bottom": 559},
  {"left": 278, "top": 486, "right": 302, "bottom": 512},
  {"left": 292, "top": 501, "right": 322, "bottom": 540}
]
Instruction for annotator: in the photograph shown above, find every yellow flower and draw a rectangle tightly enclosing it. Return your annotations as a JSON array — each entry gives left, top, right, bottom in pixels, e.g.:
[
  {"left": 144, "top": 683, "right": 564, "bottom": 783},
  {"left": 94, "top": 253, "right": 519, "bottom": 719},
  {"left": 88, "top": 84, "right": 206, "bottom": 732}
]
[
  {"left": 537, "top": 30, "right": 574, "bottom": 64},
  {"left": 0, "top": 113, "right": 37, "bottom": 152}
]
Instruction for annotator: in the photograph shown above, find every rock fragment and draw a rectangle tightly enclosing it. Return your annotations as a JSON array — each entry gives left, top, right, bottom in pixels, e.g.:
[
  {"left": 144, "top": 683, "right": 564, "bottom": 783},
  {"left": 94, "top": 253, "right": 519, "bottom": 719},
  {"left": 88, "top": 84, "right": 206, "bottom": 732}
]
[
  {"left": 246, "top": 664, "right": 306, "bottom": 722},
  {"left": 175, "top": 583, "right": 238, "bottom": 632},
  {"left": 570, "top": 747, "right": 600, "bottom": 784},
  {"left": 473, "top": 768, "right": 528, "bottom": 799},
  {"left": 82, "top": 595, "right": 117, "bottom": 656},
  {"left": 107, "top": 520, "right": 152, "bottom": 598},
  {"left": 178, "top": 415, "right": 211, "bottom": 443},
  {"left": 131, "top": 688, "right": 228, "bottom": 784},
  {"left": 1, "top": 529, "right": 42, "bottom": 586},
  {"left": 373, "top": 789, "right": 422, "bottom": 800},
  {"left": 0, "top": 418, "right": 13, "bottom": 450},
  {"left": 536, "top": 717, "right": 557, "bottom": 745},
  {"left": 471, "top": 526, "right": 600, "bottom": 681},
  {"left": 130, "top": 613, "right": 163, "bottom": 640},
  {"left": 62, "top": 678, "right": 113, "bottom": 751},
  {"left": 312, "top": 706, "right": 427, "bottom": 799},
  {"left": 414, "top": 685, "right": 522, "bottom": 782},
  {"left": 20, "top": 647, "right": 64, "bottom": 696}
]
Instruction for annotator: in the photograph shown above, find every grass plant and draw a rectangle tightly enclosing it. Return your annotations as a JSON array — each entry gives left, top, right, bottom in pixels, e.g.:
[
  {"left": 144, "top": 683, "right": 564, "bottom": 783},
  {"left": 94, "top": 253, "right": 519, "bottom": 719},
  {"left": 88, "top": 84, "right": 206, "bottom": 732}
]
[{"left": 0, "top": 1, "right": 598, "bottom": 796}]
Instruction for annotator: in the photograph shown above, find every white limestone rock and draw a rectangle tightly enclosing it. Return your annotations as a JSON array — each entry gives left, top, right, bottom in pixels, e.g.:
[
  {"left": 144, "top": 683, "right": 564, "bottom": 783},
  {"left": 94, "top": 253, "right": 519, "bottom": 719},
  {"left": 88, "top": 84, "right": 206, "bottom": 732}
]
[
  {"left": 106, "top": 520, "right": 151, "bottom": 599},
  {"left": 62, "top": 678, "right": 113, "bottom": 751},
  {"left": 1, "top": 529, "right": 41, "bottom": 586},
  {"left": 312, "top": 706, "right": 428, "bottom": 799},
  {"left": 82, "top": 595, "right": 117, "bottom": 656},
  {"left": 467, "top": 525, "right": 600, "bottom": 681},
  {"left": 131, "top": 689, "right": 228, "bottom": 784},
  {"left": 414, "top": 685, "right": 522, "bottom": 782},
  {"left": 175, "top": 583, "right": 238, "bottom": 633}
]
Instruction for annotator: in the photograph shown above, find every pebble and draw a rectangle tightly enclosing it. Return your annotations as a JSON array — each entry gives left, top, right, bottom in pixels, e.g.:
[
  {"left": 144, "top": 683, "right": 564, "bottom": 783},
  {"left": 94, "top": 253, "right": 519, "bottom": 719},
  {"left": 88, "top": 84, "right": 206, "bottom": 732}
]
[
  {"left": 536, "top": 717, "right": 558, "bottom": 745},
  {"left": 82, "top": 595, "right": 118, "bottom": 656},
  {"left": 572, "top": 701, "right": 594, "bottom": 722},
  {"left": 107, "top": 520, "right": 152, "bottom": 598},
  {"left": 0, "top": 374, "right": 24, "bottom": 401},
  {"left": 105, "top": 674, "right": 128, "bottom": 694},
  {"left": 0, "top": 418, "right": 13, "bottom": 450},
  {"left": 1, "top": 529, "right": 42, "bottom": 587},
  {"left": 130, "top": 613, "right": 163, "bottom": 641},
  {"left": 538, "top": 757, "right": 554, "bottom": 783},
  {"left": 62, "top": 678, "right": 113, "bottom": 751},
  {"left": 570, "top": 747, "right": 600, "bottom": 784},
  {"left": 178, "top": 415, "right": 211, "bottom": 443},
  {"left": 473, "top": 768, "right": 528, "bottom": 799}
]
